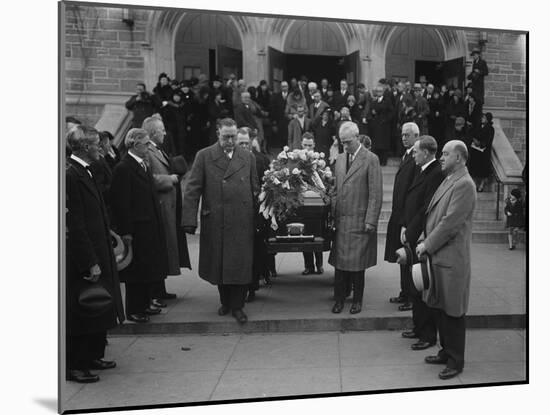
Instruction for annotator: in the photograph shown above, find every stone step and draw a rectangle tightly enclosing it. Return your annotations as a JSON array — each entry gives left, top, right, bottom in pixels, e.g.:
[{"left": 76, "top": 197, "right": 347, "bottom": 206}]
[
  {"left": 376, "top": 219, "right": 508, "bottom": 232},
  {"left": 376, "top": 230, "right": 525, "bottom": 244},
  {"left": 110, "top": 313, "right": 526, "bottom": 335}
]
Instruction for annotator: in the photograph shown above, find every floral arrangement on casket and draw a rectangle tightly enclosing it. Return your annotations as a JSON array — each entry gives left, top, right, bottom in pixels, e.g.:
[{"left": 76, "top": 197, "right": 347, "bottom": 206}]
[{"left": 258, "top": 146, "right": 333, "bottom": 230}]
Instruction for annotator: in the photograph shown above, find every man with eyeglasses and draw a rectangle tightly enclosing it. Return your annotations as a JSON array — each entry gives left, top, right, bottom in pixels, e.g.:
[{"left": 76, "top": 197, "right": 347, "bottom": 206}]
[{"left": 182, "top": 118, "right": 260, "bottom": 324}]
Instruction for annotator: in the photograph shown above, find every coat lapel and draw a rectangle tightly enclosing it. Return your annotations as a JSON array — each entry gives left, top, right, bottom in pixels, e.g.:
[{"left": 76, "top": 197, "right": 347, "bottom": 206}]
[
  {"left": 224, "top": 148, "right": 246, "bottom": 179},
  {"left": 149, "top": 144, "right": 170, "bottom": 168},
  {"left": 427, "top": 166, "right": 468, "bottom": 213},
  {"left": 125, "top": 154, "right": 150, "bottom": 182},
  {"left": 211, "top": 144, "right": 231, "bottom": 174},
  {"left": 408, "top": 159, "right": 438, "bottom": 192},
  {"left": 343, "top": 146, "right": 367, "bottom": 183},
  {"left": 68, "top": 158, "right": 101, "bottom": 202}
]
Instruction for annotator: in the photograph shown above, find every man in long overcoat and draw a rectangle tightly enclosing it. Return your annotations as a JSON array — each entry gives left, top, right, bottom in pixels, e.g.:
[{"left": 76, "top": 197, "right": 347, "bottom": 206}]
[
  {"left": 110, "top": 128, "right": 168, "bottom": 323},
  {"left": 329, "top": 121, "right": 383, "bottom": 315},
  {"left": 399, "top": 136, "right": 445, "bottom": 351},
  {"left": 416, "top": 140, "right": 476, "bottom": 380},
  {"left": 384, "top": 122, "right": 420, "bottom": 311},
  {"left": 182, "top": 118, "right": 260, "bottom": 324},
  {"left": 369, "top": 85, "right": 394, "bottom": 165},
  {"left": 66, "top": 126, "right": 125, "bottom": 383},
  {"left": 142, "top": 116, "right": 186, "bottom": 305},
  {"left": 467, "top": 48, "right": 489, "bottom": 106}
]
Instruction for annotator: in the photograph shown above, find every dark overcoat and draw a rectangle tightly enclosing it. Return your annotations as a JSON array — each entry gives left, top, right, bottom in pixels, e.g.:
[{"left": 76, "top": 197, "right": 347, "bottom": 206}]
[
  {"left": 401, "top": 160, "right": 445, "bottom": 244},
  {"left": 369, "top": 95, "right": 394, "bottom": 151},
  {"left": 467, "top": 58, "right": 489, "bottom": 104},
  {"left": 66, "top": 158, "right": 125, "bottom": 335},
  {"left": 182, "top": 144, "right": 260, "bottom": 285},
  {"left": 383, "top": 151, "right": 419, "bottom": 262},
  {"left": 110, "top": 154, "right": 168, "bottom": 283},
  {"left": 424, "top": 167, "right": 476, "bottom": 317},
  {"left": 329, "top": 146, "right": 383, "bottom": 271}
]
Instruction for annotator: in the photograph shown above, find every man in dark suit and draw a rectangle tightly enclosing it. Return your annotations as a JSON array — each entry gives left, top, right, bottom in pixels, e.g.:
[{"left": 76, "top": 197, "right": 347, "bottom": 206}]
[
  {"left": 66, "top": 126, "right": 125, "bottom": 383},
  {"left": 125, "top": 83, "right": 160, "bottom": 129},
  {"left": 308, "top": 91, "right": 330, "bottom": 126},
  {"left": 234, "top": 91, "right": 259, "bottom": 132},
  {"left": 332, "top": 79, "right": 351, "bottom": 112},
  {"left": 416, "top": 140, "right": 476, "bottom": 380},
  {"left": 399, "top": 136, "right": 445, "bottom": 350},
  {"left": 110, "top": 128, "right": 168, "bottom": 323},
  {"left": 271, "top": 81, "right": 290, "bottom": 148},
  {"left": 182, "top": 118, "right": 260, "bottom": 324},
  {"left": 320, "top": 78, "right": 330, "bottom": 101},
  {"left": 467, "top": 48, "right": 489, "bottom": 106},
  {"left": 384, "top": 122, "right": 420, "bottom": 311}
]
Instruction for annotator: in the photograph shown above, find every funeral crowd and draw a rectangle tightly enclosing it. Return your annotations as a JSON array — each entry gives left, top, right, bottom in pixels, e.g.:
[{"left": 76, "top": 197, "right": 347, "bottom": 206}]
[{"left": 65, "top": 47, "right": 523, "bottom": 385}]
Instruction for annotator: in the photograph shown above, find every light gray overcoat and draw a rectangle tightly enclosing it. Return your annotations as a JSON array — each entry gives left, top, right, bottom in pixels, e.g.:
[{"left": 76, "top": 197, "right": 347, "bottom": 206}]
[
  {"left": 182, "top": 143, "right": 259, "bottom": 285},
  {"left": 328, "top": 146, "right": 383, "bottom": 271},
  {"left": 146, "top": 144, "right": 180, "bottom": 275},
  {"left": 423, "top": 166, "right": 476, "bottom": 317}
]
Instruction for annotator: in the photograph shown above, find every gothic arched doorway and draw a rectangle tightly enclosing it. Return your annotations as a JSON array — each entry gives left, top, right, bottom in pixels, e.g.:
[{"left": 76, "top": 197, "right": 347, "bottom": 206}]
[{"left": 174, "top": 13, "right": 243, "bottom": 81}]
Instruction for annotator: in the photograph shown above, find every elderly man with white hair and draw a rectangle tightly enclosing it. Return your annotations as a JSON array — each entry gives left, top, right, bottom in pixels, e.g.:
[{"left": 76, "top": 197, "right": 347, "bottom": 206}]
[
  {"left": 305, "top": 81, "right": 318, "bottom": 107},
  {"left": 329, "top": 121, "right": 383, "bottom": 314},
  {"left": 416, "top": 140, "right": 476, "bottom": 380},
  {"left": 110, "top": 128, "right": 168, "bottom": 323}
]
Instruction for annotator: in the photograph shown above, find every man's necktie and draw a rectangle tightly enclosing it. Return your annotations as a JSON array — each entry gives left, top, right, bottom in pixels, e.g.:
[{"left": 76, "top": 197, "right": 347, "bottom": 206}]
[
  {"left": 140, "top": 161, "right": 147, "bottom": 172},
  {"left": 346, "top": 153, "right": 351, "bottom": 173}
]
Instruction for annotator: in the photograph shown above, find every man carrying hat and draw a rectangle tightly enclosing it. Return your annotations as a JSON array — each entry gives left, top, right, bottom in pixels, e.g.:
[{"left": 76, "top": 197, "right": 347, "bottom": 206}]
[
  {"left": 415, "top": 140, "right": 476, "bottom": 380},
  {"left": 399, "top": 136, "right": 445, "bottom": 350},
  {"left": 66, "top": 125, "right": 125, "bottom": 383},
  {"left": 467, "top": 48, "right": 489, "bottom": 107}
]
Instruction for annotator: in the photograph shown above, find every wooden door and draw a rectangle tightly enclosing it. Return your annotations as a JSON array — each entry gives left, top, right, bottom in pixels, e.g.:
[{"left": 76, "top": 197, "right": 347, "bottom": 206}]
[
  {"left": 438, "top": 57, "right": 465, "bottom": 90},
  {"left": 217, "top": 45, "right": 243, "bottom": 81},
  {"left": 343, "top": 50, "right": 360, "bottom": 94},
  {"left": 269, "top": 47, "right": 287, "bottom": 93}
]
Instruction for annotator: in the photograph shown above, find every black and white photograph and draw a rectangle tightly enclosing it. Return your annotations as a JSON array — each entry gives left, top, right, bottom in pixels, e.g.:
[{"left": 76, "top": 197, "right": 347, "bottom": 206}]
[{"left": 54, "top": 0, "right": 531, "bottom": 413}]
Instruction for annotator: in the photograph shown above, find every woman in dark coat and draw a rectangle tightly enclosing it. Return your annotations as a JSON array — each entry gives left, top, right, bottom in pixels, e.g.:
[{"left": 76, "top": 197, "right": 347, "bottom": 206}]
[
  {"left": 312, "top": 108, "right": 335, "bottom": 157},
  {"left": 163, "top": 91, "right": 188, "bottom": 156},
  {"left": 179, "top": 83, "right": 196, "bottom": 161},
  {"left": 427, "top": 89, "right": 446, "bottom": 152},
  {"left": 469, "top": 112, "right": 495, "bottom": 191},
  {"left": 445, "top": 90, "right": 466, "bottom": 142},
  {"left": 465, "top": 94, "right": 483, "bottom": 133},
  {"left": 190, "top": 86, "right": 211, "bottom": 155}
]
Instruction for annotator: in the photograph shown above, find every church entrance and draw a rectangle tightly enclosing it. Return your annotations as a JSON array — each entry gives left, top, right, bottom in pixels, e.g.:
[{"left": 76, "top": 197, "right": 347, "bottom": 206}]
[{"left": 286, "top": 54, "right": 344, "bottom": 89}]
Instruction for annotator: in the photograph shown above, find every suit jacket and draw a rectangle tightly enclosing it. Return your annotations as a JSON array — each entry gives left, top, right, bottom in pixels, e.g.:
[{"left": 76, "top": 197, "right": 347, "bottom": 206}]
[
  {"left": 66, "top": 158, "right": 125, "bottom": 334},
  {"left": 328, "top": 146, "right": 383, "bottom": 271},
  {"left": 234, "top": 103, "right": 258, "bottom": 130},
  {"left": 182, "top": 144, "right": 260, "bottom": 285},
  {"left": 270, "top": 92, "right": 289, "bottom": 122},
  {"left": 384, "top": 150, "right": 419, "bottom": 262},
  {"left": 308, "top": 101, "right": 330, "bottom": 125},
  {"left": 288, "top": 116, "right": 312, "bottom": 150},
  {"left": 401, "top": 159, "right": 445, "bottom": 245},
  {"left": 424, "top": 166, "right": 476, "bottom": 317},
  {"left": 110, "top": 154, "right": 168, "bottom": 283},
  {"left": 146, "top": 144, "right": 181, "bottom": 276}
]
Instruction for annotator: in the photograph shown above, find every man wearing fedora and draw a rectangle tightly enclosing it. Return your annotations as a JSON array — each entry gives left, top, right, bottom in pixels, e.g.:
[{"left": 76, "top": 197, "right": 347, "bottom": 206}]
[
  {"left": 415, "top": 140, "right": 476, "bottom": 380},
  {"left": 182, "top": 118, "right": 259, "bottom": 324},
  {"left": 385, "top": 122, "right": 420, "bottom": 311},
  {"left": 399, "top": 136, "right": 445, "bottom": 351},
  {"left": 66, "top": 125, "right": 125, "bottom": 383},
  {"left": 110, "top": 128, "right": 169, "bottom": 323},
  {"left": 467, "top": 48, "right": 489, "bottom": 107},
  {"left": 329, "top": 121, "right": 383, "bottom": 315}
]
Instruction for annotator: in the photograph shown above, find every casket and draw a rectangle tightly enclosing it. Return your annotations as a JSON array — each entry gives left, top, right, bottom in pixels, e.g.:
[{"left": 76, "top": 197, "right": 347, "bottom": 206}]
[{"left": 266, "top": 190, "right": 332, "bottom": 254}]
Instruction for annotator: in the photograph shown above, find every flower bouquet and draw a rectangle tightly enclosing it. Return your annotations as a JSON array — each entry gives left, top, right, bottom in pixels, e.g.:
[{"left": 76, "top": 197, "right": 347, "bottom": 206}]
[{"left": 258, "top": 146, "right": 333, "bottom": 230}]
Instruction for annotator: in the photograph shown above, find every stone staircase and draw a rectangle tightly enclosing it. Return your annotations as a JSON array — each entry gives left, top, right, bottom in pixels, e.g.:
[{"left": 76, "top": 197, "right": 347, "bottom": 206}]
[{"left": 378, "top": 158, "right": 514, "bottom": 244}]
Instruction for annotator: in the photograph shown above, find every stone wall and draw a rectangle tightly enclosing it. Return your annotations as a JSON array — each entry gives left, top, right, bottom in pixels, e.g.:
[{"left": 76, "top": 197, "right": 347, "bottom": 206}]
[{"left": 65, "top": 5, "right": 148, "bottom": 98}]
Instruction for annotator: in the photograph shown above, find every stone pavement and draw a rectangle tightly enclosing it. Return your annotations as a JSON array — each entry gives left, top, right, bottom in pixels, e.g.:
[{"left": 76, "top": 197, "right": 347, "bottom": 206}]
[
  {"left": 61, "top": 329, "right": 526, "bottom": 412},
  {"left": 112, "top": 236, "right": 526, "bottom": 334}
]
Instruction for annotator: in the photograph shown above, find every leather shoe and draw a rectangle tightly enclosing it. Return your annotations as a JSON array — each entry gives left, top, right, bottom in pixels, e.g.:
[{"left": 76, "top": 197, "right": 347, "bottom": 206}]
[
  {"left": 90, "top": 359, "right": 116, "bottom": 370},
  {"left": 127, "top": 313, "right": 149, "bottom": 323},
  {"left": 316, "top": 267, "right": 324, "bottom": 274},
  {"left": 411, "top": 341, "right": 435, "bottom": 351},
  {"left": 218, "top": 305, "right": 230, "bottom": 316},
  {"left": 332, "top": 301, "right": 344, "bottom": 313},
  {"left": 302, "top": 268, "right": 314, "bottom": 275},
  {"left": 425, "top": 355, "right": 448, "bottom": 365},
  {"left": 68, "top": 369, "right": 99, "bottom": 383},
  {"left": 144, "top": 306, "right": 162, "bottom": 315},
  {"left": 439, "top": 367, "right": 462, "bottom": 380},
  {"left": 350, "top": 302, "right": 362, "bottom": 314},
  {"left": 398, "top": 303, "right": 413, "bottom": 311},
  {"left": 151, "top": 299, "right": 167, "bottom": 308},
  {"left": 232, "top": 309, "right": 248, "bottom": 324},
  {"left": 401, "top": 330, "right": 418, "bottom": 339},
  {"left": 246, "top": 290, "right": 256, "bottom": 303},
  {"left": 389, "top": 294, "right": 407, "bottom": 304},
  {"left": 159, "top": 292, "right": 177, "bottom": 300}
]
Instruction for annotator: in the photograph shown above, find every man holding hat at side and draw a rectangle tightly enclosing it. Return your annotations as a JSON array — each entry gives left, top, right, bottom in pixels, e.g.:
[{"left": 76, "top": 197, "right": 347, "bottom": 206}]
[
  {"left": 467, "top": 48, "right": 489, "bottom": 107},
  {"left": 398, "top": 136, "right": 445, "bottom": 351},
  {"left": 415, "top": 140, "right": 476, "bottom": 380}
]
